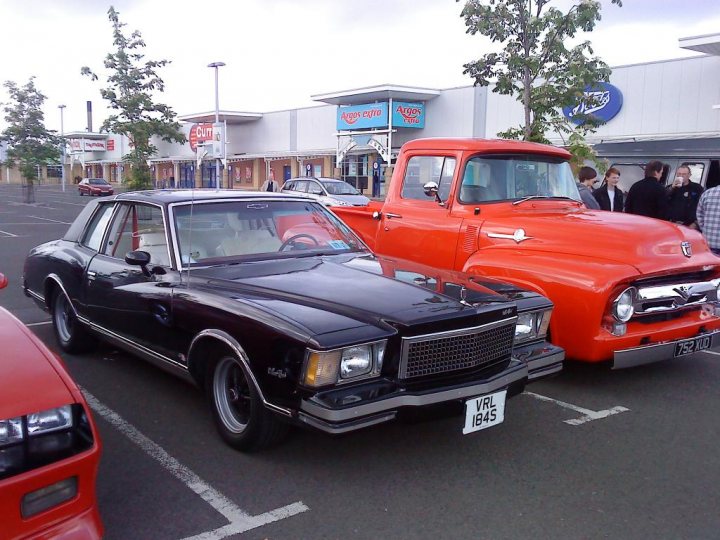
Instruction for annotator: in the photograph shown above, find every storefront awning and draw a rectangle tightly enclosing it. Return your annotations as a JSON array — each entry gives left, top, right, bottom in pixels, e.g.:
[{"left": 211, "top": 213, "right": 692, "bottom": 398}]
[
  {"left": 312, "top": 84, "right": 440, "bottom": 106},
  {"left": 679, "top": 33, "right": 720, "bottom": 56},
  {"left": 178, "top": 111, "right": 262, "bottom": 124}
]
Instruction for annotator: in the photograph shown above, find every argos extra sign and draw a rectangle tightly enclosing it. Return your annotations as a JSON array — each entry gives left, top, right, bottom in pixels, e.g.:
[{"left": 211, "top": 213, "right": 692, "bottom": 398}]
[
  {"left": 563, "top": 82, "right": 623, "bottom": 125},
  {"left": 392, "top": 102, "right": 425, "bottom": 128},
  {"left": 337, "top": 103, "right": 388, "bottom": 131}
]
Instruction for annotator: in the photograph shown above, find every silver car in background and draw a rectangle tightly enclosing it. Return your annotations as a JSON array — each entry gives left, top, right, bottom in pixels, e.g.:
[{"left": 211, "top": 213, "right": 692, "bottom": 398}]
[{"left": 281, "top": 177, "right": 370, "bottom": 207}]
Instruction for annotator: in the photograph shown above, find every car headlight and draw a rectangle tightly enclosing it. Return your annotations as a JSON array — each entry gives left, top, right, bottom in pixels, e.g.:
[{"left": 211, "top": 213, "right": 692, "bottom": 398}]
[
  {"left": 1, "top": 406, "right": 74, "bottom": 448},
  {"left": 514, "top": 309, "right": 552, "bottom": 344},
  {"left": 303, "top": 341, "right": 387, "bottom": 388},
  {"left": 612, "top": 287, "right": 635, "bottom": 322}
]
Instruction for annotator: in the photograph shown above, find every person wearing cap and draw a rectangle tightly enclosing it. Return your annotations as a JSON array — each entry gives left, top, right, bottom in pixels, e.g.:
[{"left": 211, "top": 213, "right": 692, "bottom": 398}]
[{"left": 576, "top": 166, "right": 601, "bottom": 210}]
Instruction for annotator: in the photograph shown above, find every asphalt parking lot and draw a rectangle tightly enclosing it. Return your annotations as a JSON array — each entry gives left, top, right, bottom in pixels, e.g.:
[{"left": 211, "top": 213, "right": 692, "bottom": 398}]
[{"left": 1, "top": 183, "right": 719, "bottom": 540}]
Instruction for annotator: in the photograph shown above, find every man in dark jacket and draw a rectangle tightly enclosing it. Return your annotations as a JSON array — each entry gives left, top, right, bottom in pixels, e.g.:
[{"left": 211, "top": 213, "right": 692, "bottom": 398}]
[
  {"left": 576, "top": 166, "right": 601, "bottom": 210},
  {"left": 624, "top": 160, "right": 670, "bottom": 220},
  {"left": 667, "top": 165, "right": 703, "bottom": 229}
]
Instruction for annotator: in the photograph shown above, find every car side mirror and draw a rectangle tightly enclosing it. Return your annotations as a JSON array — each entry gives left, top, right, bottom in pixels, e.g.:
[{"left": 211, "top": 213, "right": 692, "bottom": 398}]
[
  {"left": 125, "top": 250, "right": 152, "bottom": 276},
  {"left": 0, "top": 273, "right": 7, "bottom": 290},
  {"left": 423, "top": 181, "right": 444, "bottom": 206}
]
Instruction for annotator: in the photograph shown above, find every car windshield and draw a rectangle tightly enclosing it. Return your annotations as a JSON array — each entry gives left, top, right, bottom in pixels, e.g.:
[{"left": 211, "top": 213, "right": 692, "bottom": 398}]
[
  {"left": 174, "top": 199, "right": 367, "bottom": 266},
  {"left": 89, "top": 179, "right": 109, "bottom": 185},
  {"left": 322, "top": 181, "right": 359, "bottom": 195},
  {"left": 458, "top": 155, "right": 580, "bottom": 203}
]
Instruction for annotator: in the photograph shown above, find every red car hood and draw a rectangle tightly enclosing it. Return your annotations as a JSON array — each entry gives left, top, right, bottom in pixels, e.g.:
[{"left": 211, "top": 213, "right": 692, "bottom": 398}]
[
  {"left": 0, "top": 307, "right": 76, "bottom": 419},
  {"left": 478, "top": 204, "right": 719, "bottom": 275}
]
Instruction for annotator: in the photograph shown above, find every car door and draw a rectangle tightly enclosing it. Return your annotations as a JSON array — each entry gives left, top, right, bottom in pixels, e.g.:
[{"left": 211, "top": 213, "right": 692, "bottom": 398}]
[
  {"left": 84, "top": 201, "right": 180, "bottom": 361},
  {"left": 375, "top": 154, "right": 463, "bottom": 269}
]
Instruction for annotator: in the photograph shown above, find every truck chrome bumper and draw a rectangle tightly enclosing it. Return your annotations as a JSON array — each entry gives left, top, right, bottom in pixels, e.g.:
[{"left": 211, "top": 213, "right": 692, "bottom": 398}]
[
  {"left": 297, "top": 360, "right": 527, "bottom": 434},
  {"left": 612, "top": 329, "right": 720, "bottom": 369}
]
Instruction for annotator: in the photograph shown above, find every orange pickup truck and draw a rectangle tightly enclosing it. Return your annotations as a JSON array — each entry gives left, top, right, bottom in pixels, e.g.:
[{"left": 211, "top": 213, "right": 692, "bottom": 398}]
[{"left": 334, "top": 138, "right": 720, "bottom": 368}]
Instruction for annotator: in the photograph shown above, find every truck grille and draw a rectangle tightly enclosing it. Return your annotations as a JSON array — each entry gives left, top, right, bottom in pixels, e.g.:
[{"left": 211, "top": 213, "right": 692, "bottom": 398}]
[
  {"left": 634, "top": 279, "right": 720, "bottom": 316},
  {"left": 398, "top": 319, "right": 515, "bottom": 379}
]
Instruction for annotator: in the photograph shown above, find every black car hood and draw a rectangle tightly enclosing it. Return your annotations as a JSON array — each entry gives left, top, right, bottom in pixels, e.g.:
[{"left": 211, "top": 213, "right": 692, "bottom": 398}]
[{"left": 190, "top": 254, "right": 512, "bottom": 337}]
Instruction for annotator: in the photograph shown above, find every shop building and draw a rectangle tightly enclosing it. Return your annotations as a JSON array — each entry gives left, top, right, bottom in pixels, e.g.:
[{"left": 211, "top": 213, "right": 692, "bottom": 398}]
[{"left": 4, "top": 34, "right": 718, "bottom": 192}]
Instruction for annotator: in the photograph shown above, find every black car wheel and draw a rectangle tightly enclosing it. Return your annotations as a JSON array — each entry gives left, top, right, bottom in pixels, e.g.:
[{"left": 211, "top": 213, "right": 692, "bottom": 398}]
[
  {"left": 51, "top": 290, "right": 96, "bottom": 353},
  {"left": 208, "top": 355, "right": 287, "bottom": 451}
]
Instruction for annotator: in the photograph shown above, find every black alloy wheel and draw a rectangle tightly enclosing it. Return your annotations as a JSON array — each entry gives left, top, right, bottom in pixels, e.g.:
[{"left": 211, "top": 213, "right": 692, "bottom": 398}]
[{"left": 208, "top": 355, "right": 288, "bottom": 451}]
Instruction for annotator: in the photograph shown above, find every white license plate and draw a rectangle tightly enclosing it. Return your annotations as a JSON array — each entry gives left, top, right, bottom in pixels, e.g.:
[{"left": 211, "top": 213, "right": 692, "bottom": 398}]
[
  {"left": 463, "top": 390, "right": 507, "bottom": 434},
  {"left": 674, "top": 335, "right": 712, "bottom": 357}
]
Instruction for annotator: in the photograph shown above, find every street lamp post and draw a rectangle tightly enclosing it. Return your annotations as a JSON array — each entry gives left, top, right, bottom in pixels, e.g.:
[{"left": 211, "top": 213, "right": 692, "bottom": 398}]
[
  {"left": 207, "top": 61, "right": 225, "bottom": 192},
  {"left": 58, "top": 104, "right": 66, "bottom": 192}
]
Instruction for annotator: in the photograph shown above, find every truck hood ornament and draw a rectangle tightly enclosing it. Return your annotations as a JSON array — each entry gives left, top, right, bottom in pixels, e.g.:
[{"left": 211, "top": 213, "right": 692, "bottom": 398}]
[{"left": 486, "top": 228, "right": 534, "bottom": 244}]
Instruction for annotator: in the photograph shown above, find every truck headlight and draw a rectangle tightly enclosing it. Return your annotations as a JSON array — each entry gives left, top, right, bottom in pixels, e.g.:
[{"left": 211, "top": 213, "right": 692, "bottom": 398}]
[
  {"left": 612, "top": 287, "right": 635, "bottom": 322},
  {"left": 514, "top": 309, "right": 552, "bottom": 344},
  {"left": 304, "top": 341, "right": 387, "bottom": 388}
]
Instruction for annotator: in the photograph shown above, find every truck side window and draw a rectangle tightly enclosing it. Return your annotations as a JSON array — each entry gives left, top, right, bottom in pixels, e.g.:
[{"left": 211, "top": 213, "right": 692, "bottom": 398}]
[{"left": 401, "top": 156, "right": 456, "bottom": 201}]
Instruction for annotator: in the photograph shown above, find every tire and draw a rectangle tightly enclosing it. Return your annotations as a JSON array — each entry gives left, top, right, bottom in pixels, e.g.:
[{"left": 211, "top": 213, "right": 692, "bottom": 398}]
[
  {"left": 51, "top": 290, "right": 96, "bottom": 353},
  {"left": 207, "top": 355, "right": 288, "bottom": 451}
]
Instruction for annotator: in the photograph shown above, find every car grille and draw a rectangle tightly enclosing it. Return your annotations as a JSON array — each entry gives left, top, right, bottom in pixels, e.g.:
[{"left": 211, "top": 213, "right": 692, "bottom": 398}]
[
  {"left": 634, "top": 279, "right": 720, "bottom": 316},
  {"left": 398, "top": 319, "right": 515, "bottom": 379}
]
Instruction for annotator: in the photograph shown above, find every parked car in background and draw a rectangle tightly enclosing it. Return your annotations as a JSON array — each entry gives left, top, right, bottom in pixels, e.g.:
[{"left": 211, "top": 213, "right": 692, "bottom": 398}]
[
  {"left": 23, "top": 190, "right": 561, "bottom": 451},
  {"left": 0, "top": 273, "right": 103, "bottom": 540},
  {"left": 281, "top": 177, "right": 370, "bottom": 206},
  {"left": 78, "top": 178, "right": 114, "bottom": 197}
]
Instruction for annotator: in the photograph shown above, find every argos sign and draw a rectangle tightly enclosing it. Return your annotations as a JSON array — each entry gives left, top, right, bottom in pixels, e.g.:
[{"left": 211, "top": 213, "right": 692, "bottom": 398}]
[
  {"left": 392, "top": 102, "right": 425, "bottom": 128},
  {"left": 189, "top": 123, "right": 214, "bottom": 151},
  {"left": 337, "top": 103, "right": 388, "bottom": 131},
  {"left": 563, "top": 82, "right": 623, "bottom": 125}
]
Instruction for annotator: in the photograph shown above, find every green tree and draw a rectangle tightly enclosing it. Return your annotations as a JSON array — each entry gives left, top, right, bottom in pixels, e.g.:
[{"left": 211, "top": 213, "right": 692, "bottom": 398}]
[
  {"left": 82, "top": 6, "right": 185, "bottom": 190},
  {"left": 1, "top": 78, "right": 60, "bottom": 203},
  {"left": 458, "top": 0, "right": 622, "bottom": 145}
]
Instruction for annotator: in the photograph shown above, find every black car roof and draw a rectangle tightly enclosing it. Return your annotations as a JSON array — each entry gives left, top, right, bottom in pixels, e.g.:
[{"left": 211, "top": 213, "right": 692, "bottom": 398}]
[{"left": 114, "top": 189, "right": 317, "bottom": 206}]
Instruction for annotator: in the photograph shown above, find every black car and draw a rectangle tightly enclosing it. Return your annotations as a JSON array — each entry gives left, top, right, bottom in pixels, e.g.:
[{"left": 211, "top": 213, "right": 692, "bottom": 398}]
[{"left": 23, "top": 190, "right": 563, "bottom": 451}]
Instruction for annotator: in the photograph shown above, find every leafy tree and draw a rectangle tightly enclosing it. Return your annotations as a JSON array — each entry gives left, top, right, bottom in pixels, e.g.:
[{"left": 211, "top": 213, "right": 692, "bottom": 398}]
[
  {"left": 458, "top": 0, "right": 622, "bottom": 145},
  {"left": 82, "top": 6, "right": 185, "bottom": 190},
  {"left": 1, "top": 78, "right": 60, "bottom": 203}
]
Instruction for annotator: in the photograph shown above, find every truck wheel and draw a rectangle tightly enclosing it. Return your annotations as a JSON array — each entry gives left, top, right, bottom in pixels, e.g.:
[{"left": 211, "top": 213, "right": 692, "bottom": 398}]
[
  {"left": 208, "top": 355, "right": 288, "bottom": 451},
  {"left": 51, "top": 290, "right": 96, "bottom": 353}
]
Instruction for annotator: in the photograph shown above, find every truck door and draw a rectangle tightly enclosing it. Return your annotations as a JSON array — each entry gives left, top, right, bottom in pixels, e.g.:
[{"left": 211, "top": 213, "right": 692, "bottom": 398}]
[{"left": 375, "top": 155, "right": 463, "bottom": 269}]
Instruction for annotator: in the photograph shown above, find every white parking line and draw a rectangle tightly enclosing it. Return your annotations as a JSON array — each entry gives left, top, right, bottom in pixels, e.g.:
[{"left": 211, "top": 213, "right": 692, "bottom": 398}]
[
  {"left": 524, "top": 391, "right": 629, "bottom": 426},
  {"left": 0, "top": 229, "right": 18, "bottom": 237},
  {"left": 81, "top": 390, "right": 309, "bottom": 538},
  {"left": 25, "top": 320, "right": 52, "bottom": 327},
  {"left": 28, "top": 215, "right": 72, "bottom": 224},
  {"left": 701, "top": 350, "right": 720, "bottom": 357}
]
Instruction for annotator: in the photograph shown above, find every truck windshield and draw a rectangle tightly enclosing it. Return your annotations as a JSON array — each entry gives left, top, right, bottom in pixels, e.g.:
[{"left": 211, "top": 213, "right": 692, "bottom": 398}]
[{"left": 459, "top": 155, "right": 580, "bottom": 204}]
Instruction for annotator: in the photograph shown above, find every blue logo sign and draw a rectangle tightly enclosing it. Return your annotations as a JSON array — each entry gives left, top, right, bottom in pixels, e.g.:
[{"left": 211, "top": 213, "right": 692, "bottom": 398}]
[
  {"left": 392, "top": 102, "right": 425, "bottom": 128},
  {"left": 563, "top": 82, "right": 623, "bottom": 125},
  {"left": 337, "top": 103, "right": 388, "bottom": 131}
]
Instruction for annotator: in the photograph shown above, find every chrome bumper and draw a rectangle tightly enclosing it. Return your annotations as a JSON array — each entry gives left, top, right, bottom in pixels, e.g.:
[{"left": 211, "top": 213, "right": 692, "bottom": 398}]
[
  {"left": 613, "top": 329, "right": 720, "bottom": 369},
  {"left": 297, "top": 360, "right": 527, "bottom": 434},
  {"left": 513, "top": 341, "right": 564, "bottom": 381}
]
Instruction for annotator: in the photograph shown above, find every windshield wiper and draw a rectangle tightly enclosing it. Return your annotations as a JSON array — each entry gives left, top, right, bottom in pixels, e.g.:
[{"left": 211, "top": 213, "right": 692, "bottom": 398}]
[{"left": 512, "top": 195, "right": 579, "bottom": 206}]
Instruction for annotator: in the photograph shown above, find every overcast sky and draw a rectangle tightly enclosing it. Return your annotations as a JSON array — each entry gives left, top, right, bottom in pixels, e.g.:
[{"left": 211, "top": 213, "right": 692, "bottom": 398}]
[{"left": 1, "top": 0, "right": 719, "bottom": 133}]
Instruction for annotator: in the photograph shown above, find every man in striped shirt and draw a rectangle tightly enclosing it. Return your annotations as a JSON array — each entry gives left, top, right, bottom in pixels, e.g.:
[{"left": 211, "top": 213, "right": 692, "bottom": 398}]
[{"left": 696, "top": 185, "right": 720, "bottom": 255}]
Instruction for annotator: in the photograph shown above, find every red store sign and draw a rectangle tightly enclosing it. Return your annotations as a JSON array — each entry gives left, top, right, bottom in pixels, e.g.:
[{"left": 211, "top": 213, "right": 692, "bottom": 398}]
[{"left": 189, "top": 123, "right": 214, "bottom": 151}]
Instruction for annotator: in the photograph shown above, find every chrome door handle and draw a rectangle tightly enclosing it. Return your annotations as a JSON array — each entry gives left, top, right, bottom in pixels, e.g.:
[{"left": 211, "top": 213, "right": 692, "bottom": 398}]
[
  {"left": 87, "top": 271, "right": 97, "bottom": 281},
  {"left": 385, "top": 212, "right": 402, "bottom": 219}
]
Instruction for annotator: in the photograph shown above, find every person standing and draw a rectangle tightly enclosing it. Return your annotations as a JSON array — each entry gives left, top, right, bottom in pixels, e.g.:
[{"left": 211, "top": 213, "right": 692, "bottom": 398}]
[
  {"left": 667, "top": 165, "right": 703, "bottom": 229},
  {"left": 696, "top": 185, "right": 720, "bottom": 255},
  {"left": 624, "top": 160, "right": 670, "bottom": 220},
  {"left": 576, "top": 166, "right": 601, "bottom": 210},
  {"left": 261, "top": 177, "right": 278, "bottom": 192},
  {"left": 593, "top": 167, "right": 624, "bottom": 212}
]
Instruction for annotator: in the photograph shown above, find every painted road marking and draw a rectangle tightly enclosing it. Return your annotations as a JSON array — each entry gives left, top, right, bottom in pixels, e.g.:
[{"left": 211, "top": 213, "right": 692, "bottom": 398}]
[
  {"left": 25, "top": 320, "right": 52, "bottom": 327},
  {"left": 0, "top": 229, "right": 18, "bottom": 237},
  {"left": 701, "top": 350, "right": 720, "bottom": 357},
  {"left": 28, "top": 215, "right": 72, "bottom": 224},
  {"left": 81, "top": 390, "right": 309, "bottom": 538},
  {"left": 524, "top": 391, "right": 629, "bottom": 426}
]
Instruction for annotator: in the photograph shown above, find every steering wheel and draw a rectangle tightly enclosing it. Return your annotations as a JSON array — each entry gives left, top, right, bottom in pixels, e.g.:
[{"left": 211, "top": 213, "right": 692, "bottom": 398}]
[{"left": 279, "top": 233, "right": 320, "bottom": 251}]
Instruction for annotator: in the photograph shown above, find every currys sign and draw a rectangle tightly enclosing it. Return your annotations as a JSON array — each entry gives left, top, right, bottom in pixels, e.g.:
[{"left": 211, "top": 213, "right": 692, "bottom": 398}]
[
  {"left": 189, "top": 123, "right": 214, "bottom": 151},
  {"left": 337, "top": 103, "right": 388, "bottom": 131},
  {"left": 563, "top": 82, "right": 623, "bottom": 125},
  {"left": 392, "top": 102, "right": 425, "bottom": 128}
]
